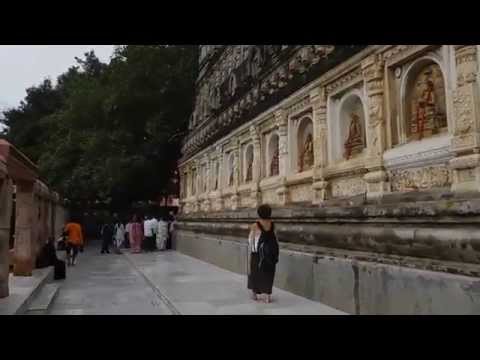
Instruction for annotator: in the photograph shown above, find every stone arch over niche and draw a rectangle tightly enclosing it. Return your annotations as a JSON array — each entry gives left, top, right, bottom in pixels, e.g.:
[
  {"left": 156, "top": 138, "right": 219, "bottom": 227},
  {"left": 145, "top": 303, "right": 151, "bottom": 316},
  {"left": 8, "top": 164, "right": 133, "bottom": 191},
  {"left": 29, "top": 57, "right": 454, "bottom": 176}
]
[
  {"left": 267, "top": 133, "right": 280, "bottom": 177},
  {"left": 296, "top": 116, "right": 314, "bottom": 173},
  {"left": 228, "top": 153, "right": 235, "bottom": 187},
  {"left": 338, "top": 93, "right": 367, "bottom": 161},
  {"left": 402, "top": 59, "right": 447, "bottom": 142},
  {"left": 244, "top": 144, "right": 254, "bottom": 183}
]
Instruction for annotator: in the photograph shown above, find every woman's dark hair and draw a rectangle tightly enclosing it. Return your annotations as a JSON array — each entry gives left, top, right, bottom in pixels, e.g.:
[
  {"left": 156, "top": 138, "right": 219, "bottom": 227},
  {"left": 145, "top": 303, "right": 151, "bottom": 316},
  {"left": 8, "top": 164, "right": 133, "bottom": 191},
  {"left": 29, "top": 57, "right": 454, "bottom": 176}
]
[{"left": 257, "top": 204, "right": 272, "bottom": 220}]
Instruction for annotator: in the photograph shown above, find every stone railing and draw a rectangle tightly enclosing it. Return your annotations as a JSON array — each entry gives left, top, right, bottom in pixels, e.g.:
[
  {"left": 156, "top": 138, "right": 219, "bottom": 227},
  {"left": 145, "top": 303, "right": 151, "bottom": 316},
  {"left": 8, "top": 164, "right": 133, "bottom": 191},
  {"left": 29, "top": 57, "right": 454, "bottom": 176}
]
[{"left": 0, "top": 140, "right": 67, "bottom": 299}]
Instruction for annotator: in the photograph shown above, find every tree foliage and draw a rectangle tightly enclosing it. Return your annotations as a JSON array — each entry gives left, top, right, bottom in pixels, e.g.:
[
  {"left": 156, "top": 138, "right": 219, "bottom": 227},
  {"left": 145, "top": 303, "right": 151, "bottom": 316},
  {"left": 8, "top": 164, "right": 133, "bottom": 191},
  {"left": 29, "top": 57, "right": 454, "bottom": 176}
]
[{"left": 1, "top": 45, "right": 198, "bottom": 211}]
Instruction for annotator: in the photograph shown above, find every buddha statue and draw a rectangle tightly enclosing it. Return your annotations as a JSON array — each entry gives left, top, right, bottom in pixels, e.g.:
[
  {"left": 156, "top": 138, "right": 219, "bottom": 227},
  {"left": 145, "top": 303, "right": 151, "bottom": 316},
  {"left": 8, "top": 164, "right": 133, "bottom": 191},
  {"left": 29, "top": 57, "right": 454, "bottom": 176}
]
[
  {"left": 299, "top": 133, "right": 314, "bottom": 172},
  {"left": 344, "top": 112, "right": 364, "bottom": 160},
  {"left": 411, "top": 71, "right": 437, "bottom": 140}
]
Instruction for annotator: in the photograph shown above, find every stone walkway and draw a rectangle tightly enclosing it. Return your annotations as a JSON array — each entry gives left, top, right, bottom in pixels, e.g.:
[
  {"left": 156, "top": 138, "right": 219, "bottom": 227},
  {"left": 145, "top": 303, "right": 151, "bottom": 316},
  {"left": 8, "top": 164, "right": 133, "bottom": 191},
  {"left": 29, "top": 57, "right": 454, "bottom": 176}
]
[
  {"left": 123, "top": 250, "right": 345, "bottom": 315},
  {"left": 48, "top": 245, "right": 172, "bottom": 315},
  {"left": 47, "top": 241, "right": 344, "bottom": 315}
]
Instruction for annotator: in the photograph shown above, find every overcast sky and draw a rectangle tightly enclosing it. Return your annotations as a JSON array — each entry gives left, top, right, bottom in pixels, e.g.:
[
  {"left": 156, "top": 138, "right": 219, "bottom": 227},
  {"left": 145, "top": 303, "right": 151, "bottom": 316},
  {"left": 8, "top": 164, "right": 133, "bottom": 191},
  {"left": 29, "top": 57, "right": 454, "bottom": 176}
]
[{"left": 0, "top": 45, "right": 115, "bottom": 110}]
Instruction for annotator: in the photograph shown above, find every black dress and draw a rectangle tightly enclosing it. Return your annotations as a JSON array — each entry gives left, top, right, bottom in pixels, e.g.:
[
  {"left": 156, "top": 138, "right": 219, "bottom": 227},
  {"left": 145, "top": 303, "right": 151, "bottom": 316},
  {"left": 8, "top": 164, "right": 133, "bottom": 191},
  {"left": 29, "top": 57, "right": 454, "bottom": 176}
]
[{"left": 247, "top": 222, "right": 276, "bottom": 295}]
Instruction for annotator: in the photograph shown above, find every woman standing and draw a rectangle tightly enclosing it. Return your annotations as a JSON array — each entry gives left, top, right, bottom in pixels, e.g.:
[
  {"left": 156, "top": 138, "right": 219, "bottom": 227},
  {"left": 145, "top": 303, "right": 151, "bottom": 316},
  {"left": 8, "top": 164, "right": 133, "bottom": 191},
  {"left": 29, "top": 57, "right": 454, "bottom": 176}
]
[
  {"left": 129, "top": 214, "right": 144, "bottom": 254},
  {"left": 247, "top": 204, "right": 279, "bottom": 303},
  {"left": 114, "top": 220, "right": 126, "bottom": 253}
]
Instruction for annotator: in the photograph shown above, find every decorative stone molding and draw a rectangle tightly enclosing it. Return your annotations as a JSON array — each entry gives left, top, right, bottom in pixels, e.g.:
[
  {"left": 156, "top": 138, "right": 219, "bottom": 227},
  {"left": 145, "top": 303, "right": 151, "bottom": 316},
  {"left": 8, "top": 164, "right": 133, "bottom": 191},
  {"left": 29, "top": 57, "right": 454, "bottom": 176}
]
[
  {"left": 388, "top": 166, "right": 451, "bottom": 193},
  {"left": 331, "top": 176, "right": 366, "bottom": 198},
  {"left": 384, "top": 135, "right": 453, "bottom": 170},
  {"left": 325, "top": 67, "right": 363, "bottom": 96},
  {"left": 381, "top": 45, "right": 432, "bottom": 66},
  {"left": 286, "top": 96, "right": 311, "bottom": 116}
]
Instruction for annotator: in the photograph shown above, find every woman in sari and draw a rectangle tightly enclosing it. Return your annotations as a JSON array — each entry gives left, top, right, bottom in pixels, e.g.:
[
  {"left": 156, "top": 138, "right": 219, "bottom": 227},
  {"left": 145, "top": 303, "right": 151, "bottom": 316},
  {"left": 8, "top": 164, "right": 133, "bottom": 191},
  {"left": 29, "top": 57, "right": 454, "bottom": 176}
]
[{"left": 129, "top": 214, "right": 143, "bottom": 254}]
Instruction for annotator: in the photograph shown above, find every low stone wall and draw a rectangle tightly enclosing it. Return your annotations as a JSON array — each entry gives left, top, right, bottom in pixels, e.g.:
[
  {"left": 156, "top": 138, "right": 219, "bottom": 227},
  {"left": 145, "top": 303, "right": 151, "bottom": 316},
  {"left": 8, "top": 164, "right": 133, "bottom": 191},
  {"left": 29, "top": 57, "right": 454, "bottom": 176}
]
[
  {"left": 174, "top": 229, "right": 480, "bottom": 315},
  {"left": 174, "top": 198, "right": 480, "bottom": 314}
]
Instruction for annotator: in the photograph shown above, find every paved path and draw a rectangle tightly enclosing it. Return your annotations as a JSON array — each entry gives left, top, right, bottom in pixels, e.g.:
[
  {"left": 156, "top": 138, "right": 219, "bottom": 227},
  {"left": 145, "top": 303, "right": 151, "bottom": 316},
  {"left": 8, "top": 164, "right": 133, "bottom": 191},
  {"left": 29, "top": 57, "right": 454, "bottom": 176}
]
[
  {"left": 48, "top": 241, "right": 344, "bottom": 315},
  {"left": 48, "top": 244, "right": 172, "bottom": 315},
  {"left": 123, "top": 251, "right": 345, "bottom": 315}
]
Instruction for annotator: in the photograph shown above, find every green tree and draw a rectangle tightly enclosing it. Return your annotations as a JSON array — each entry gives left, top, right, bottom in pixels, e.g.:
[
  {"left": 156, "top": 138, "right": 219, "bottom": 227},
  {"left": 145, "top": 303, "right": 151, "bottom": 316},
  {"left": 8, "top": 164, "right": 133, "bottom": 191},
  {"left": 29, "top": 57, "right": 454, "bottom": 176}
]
[{"left": 1, "top": 45, "right": 198, "bottom": 212}]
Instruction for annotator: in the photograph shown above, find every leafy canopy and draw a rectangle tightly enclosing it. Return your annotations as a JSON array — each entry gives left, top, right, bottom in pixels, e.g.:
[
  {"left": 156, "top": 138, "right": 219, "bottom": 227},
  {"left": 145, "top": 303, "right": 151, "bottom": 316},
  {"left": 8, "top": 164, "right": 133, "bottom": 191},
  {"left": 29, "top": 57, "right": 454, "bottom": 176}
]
[{"left": 1, "top": 45, "right": 198, "bottom": 211}]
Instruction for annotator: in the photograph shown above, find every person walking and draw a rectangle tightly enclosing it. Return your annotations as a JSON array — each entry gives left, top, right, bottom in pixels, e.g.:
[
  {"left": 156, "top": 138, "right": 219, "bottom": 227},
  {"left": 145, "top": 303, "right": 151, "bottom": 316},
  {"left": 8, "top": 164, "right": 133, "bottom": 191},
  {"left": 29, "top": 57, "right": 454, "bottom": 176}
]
[
  {"left": 247, "top": 204, "right": 279, "bottom": 304},
  {"left": 114, "top": 220, "right": 125, "bottom": 254},
  {"left": 100, "top": 219, "right": 115, "bottom": 254},
  {"left": 166, "top": 210, "right": 176, "bottom": 250},
  {"left": 125, "top": 217, "right": 132, "bottom": 249},
  {"left": 64, "top": 216, "right": 84, "bottom": 266},
  {"left": 129, "top": 214, "right": 143, "bottom": 254},
  {"left": 143, "top": 214, "right": 157, "bottom": 252},
  {"left": 156, "top": 216, "right": 169, "bottom": 251}
]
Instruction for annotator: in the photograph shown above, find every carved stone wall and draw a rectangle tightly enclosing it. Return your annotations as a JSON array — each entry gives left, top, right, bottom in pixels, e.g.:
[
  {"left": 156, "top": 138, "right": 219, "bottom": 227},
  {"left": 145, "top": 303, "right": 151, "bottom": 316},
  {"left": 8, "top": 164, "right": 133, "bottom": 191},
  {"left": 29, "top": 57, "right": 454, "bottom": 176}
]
[
  {"left": 180, "top": 45, "right": 480, "bottom": 215},
  {"left": 288, "top": 183, "right": 312, "bottom": 203},
  {"left": 331, "top": 176, "right": 366, "bottom": 198},
  {"left": 388, "top": 166, "right": 451, "bottom": 192}
]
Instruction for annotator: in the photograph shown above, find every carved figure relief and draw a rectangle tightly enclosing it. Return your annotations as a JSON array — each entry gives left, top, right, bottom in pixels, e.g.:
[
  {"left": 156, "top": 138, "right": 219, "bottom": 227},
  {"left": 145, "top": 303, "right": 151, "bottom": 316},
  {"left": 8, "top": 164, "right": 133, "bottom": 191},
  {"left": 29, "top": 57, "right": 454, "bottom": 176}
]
[
  {"left": 389, "top": 166, "right": 451, "bottom": 192},
  {"left": 228, "top": 154, "right": 235, "bottom": 187},
  {"left": 339, "top": 95, "right": 366, "bottom": 161},
  {"left": 297, "top": 117, "right": 314, "bottom": 172},
  {"left": 268, "top": 134, "right": 280, "bottom": 177},
  {"left": 453, "top": 87, "right": 474, "bottom": 135},
  {"left": 344, "top": 113, "right": 364, "bottom": 159},
  {"left": 332, "top": 177, "right": 366, "bottom": 198},
  {"left": 408, "top": 63, "right": 447, "bottom": 140},
  {"left": 245, "top": 146, "right": 254, "bottom": 182},
  {"left": 299, "top": 133, "right": 314, "bottom": 172}
]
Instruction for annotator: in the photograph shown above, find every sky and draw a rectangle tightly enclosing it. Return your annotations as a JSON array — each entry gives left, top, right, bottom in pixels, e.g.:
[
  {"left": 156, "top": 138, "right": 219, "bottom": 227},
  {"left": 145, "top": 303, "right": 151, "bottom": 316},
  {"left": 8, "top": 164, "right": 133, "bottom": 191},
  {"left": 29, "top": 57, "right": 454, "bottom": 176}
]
[{"left": 0, "top": 45, "right": 115, "bottom": 111}]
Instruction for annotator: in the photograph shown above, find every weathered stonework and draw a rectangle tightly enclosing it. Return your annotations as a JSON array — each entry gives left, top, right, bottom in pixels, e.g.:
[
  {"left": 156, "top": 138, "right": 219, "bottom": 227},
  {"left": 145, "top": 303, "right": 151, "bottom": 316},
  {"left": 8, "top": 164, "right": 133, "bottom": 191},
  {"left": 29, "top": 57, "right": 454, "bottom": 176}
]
[
  {"left": 0, "top": 140, "right": 68, "bottom": 294},
  {"left": 176, "top": 46, "right": 480, "bottom": 314}
]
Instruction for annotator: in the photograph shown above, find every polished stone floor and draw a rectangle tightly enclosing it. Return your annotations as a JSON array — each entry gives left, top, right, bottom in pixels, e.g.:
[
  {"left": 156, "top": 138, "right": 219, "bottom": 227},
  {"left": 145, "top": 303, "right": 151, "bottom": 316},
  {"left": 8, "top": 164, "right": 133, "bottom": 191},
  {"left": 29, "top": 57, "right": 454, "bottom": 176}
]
[{"left": 48, "top": 241, "right": 344, "bottom": 315}]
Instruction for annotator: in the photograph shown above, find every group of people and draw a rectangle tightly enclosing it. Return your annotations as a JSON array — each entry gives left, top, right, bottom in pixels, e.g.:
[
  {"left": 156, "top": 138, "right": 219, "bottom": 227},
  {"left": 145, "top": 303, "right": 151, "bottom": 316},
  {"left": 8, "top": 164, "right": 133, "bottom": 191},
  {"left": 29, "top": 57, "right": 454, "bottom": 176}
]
[
  {"left": 58, "top": 204, "right": 280, "bottom": 304},
  {"left": 100, "top": 212, "right": 176, "bottom": 255}
]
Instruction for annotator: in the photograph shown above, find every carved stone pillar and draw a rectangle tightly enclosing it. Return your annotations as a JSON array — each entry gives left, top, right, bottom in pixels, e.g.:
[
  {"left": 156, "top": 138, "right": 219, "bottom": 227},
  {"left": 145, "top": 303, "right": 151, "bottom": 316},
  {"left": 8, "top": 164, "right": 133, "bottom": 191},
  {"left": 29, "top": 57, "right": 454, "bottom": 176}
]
[
  {"left": 311, "top": 87, "right": 329, "bottom": 205},
  {"left": 361, "top": 54, "right": 391, "bottom": 200},
  {"left": 0, "top": 165, "right": 12, "bottom": 298},
  {"left": 450, "top": 45, "right": 480, "bottom": 193},
  {"left": 275, "top": 109, "right": 289, "bottom": 205},
  {"left": 250, "top": 125, "right": 262, "bottom": 207},
  {"left": 14, "top": 180, "right": 35, "bottom": 276}
]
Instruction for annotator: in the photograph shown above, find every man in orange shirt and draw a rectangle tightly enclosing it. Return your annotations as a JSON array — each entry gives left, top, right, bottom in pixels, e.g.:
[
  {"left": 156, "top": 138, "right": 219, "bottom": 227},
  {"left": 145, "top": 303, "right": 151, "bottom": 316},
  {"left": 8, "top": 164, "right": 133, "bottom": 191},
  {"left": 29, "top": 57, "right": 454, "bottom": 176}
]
[{"left": 64, "top": 217, "right": 84, "bottom": 266}]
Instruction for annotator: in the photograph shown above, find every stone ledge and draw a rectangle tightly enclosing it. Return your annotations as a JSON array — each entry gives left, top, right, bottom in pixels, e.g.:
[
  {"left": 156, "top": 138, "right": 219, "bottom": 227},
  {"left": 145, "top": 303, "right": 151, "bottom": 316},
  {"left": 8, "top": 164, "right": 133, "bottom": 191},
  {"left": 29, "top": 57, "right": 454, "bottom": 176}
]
[
  {"left": 180, "top": 196, "right": 480, "bottom": 221},
  {"left": 175, "top": 230, "right": 480, "bottom": 314},
  {"left": 177, "top": 228, "right": 480, "bottom": 278},
  {"left": 0, "top": 267, "right": 53, "bottom": 315}
]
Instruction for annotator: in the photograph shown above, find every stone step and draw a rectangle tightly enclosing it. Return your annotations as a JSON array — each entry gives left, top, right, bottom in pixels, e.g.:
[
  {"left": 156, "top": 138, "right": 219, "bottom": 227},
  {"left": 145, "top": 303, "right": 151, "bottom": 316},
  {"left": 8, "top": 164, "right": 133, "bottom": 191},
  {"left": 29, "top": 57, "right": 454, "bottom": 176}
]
[{"left": 25, "top": 283, "right": 60, "bottom": 315}]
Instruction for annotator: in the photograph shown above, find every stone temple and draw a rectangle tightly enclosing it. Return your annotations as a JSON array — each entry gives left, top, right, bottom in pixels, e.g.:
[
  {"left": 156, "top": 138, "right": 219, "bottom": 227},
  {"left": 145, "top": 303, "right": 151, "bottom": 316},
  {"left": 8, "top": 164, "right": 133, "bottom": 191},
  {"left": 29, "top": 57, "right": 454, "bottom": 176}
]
[{"left": 175, "top": 45, "right": 480, "bottom": 314}]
